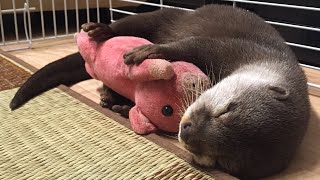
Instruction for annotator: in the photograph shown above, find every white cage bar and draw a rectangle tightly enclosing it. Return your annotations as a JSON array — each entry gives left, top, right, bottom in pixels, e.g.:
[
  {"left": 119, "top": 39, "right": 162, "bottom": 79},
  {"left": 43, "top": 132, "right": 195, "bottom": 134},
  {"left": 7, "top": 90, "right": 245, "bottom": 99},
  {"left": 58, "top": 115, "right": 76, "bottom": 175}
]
[{"left": 0, "top": 0, "right": 102, "bottom": 49}]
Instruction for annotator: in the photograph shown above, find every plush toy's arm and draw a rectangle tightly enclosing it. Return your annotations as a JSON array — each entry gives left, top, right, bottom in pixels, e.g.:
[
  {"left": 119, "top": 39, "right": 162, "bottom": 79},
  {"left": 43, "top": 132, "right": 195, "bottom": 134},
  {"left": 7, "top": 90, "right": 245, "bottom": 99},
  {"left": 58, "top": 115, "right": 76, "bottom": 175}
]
[
  {"left": 75, "top": 30, "right": 97, "bottom": 63},
  {"left": 85, "top": 63, "right": 98, "bottom": 79},
  {"left": 127, "top": 59, "right": 175, "bottom": 82},
  {"left": 129, "top": 106, "right": 157, "bottom": 134}
]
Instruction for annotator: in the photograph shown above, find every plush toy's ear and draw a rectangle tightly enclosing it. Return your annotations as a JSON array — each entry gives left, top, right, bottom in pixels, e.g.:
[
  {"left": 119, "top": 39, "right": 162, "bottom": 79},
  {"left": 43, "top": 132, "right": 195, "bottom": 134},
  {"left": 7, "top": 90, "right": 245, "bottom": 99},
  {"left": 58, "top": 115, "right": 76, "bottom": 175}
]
[
  {"left": 128, "top": 59, "right": 175, "bottom": 82},
  {"left": 268, "top": 85, "right": 290, "bottom": 100},
  {"left": 148, "top": 60, "right": 175, "bottom": 80},
  {"left": 74, "top": 30, "right": 97, "bottom": 63}
]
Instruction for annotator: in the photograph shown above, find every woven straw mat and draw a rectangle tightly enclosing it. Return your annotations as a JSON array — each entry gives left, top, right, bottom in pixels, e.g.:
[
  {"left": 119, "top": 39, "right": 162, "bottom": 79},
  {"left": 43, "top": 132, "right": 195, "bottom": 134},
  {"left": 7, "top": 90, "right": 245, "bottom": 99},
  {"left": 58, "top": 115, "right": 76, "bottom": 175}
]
[{"left": 0, "top": 88, "right": 214, "bottom": 180}]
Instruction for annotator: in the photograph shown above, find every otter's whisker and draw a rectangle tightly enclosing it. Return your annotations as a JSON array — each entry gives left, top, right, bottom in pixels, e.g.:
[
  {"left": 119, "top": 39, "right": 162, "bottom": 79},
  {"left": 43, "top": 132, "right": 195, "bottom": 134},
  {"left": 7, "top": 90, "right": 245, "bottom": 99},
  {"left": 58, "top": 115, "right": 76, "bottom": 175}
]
[
  {"left": 218, "top": 64, "right": 223, "bottom": 83},
  {"left": 182, "top": 85, "right": 191, "bottom": 109},
  {"left": 180, "top": 85, "right": 192, "bottom": 115},
  {"left": 210, "top": 61, "right": 216, "bottom": 86}
]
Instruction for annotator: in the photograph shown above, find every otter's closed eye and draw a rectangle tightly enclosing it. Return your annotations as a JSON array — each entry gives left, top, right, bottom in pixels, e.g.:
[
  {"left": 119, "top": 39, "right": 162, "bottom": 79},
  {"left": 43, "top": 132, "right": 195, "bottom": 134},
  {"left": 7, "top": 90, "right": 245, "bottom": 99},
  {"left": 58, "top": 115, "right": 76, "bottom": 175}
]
[
  {"left": 227, "top": 102, "right": 238, "bottom": 112},
  {"left": 215, "top": 102, "right": 238, "bottom": 118}
]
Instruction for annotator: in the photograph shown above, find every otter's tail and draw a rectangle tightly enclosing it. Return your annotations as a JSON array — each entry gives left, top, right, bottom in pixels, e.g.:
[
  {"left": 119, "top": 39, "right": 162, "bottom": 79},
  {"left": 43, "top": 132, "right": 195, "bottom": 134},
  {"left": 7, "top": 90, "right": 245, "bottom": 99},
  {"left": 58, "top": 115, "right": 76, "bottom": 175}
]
[{"left": 9, "top": 52, "right": 92, "bottom": 110}]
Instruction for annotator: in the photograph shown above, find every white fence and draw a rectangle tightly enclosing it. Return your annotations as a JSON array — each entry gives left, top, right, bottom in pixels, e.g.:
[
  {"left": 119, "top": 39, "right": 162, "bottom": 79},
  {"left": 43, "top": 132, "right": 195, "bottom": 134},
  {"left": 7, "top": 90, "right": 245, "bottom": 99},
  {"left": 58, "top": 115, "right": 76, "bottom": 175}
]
[{"left": 0, "top": 0, "right": 103, "bottom": 50}]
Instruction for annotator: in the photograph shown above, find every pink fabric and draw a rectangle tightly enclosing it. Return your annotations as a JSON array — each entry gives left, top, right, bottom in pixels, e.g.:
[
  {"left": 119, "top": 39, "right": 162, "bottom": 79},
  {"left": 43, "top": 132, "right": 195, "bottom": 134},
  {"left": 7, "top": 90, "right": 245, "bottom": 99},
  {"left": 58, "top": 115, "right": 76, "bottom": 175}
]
[{"left": 75, "top": 30, "right": 209, "bottom": 134}]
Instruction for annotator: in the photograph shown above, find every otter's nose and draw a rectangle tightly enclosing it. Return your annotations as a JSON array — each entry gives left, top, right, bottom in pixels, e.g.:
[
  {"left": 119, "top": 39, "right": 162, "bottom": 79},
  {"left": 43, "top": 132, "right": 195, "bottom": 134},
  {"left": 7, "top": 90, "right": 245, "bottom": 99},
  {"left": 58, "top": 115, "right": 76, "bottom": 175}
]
[
  {"left": 180, "top": 122, "right": 192, "bottom": 142},
  {"left": 182, "top": 122, "right": 192, "bottom": 131}
]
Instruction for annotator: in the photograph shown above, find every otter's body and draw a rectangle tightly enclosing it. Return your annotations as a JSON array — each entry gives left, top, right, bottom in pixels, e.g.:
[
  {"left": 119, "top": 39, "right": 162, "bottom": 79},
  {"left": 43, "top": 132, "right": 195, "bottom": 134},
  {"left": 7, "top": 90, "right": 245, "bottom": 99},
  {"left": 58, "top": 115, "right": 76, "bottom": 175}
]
[{"left": 10, "top": 5, "right": 310, "bottom": 179}]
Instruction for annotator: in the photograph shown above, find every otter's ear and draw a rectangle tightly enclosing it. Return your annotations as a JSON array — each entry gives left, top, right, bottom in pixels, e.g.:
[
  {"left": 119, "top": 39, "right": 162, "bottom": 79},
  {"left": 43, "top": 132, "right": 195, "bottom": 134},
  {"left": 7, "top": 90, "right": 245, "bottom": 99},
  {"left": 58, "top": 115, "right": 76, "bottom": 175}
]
[{"left": 268, "top": 85, "right": 289, "bottom": 100}]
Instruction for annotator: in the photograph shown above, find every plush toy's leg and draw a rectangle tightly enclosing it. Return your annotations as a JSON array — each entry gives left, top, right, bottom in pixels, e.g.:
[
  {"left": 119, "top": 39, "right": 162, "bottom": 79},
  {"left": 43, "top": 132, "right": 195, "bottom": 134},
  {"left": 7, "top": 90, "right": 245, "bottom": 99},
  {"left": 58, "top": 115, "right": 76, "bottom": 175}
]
[
  {"left": 99, "top": 85, "right": 134, "bottom": 118},
  {"left": 129, "top": 106, "right": 157, "bottom": 134}
]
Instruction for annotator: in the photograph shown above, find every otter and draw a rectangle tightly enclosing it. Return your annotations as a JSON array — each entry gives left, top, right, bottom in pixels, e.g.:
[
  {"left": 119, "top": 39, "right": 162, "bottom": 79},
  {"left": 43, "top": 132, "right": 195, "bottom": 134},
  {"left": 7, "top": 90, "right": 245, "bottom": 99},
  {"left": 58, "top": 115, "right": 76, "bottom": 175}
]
[{"left": 9, "top": 5, "right": 310, "bottom": 179}]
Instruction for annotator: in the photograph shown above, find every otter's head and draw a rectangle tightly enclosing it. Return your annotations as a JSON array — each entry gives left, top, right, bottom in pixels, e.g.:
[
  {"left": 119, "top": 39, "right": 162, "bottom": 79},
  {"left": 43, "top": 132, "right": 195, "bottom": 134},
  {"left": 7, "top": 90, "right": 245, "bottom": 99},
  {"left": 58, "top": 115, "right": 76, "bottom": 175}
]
[{"left": 178, "top": 67, "right": 309, "bottom": 178}]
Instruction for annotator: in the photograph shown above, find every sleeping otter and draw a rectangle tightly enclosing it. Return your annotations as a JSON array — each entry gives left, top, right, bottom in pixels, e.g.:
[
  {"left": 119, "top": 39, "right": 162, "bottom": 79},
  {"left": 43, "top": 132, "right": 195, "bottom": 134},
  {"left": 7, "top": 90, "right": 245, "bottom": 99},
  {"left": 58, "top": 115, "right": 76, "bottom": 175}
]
[{"left": 10, "top": 5, "right": 310, "bottom": 179}]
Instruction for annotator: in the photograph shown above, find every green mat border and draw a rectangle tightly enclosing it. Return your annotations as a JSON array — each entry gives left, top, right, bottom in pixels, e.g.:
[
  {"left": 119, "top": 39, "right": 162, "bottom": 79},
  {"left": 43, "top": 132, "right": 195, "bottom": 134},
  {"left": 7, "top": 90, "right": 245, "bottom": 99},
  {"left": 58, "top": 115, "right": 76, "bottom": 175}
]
[{"left": 0, "top": 49, "right": 237, "bottom": 180}]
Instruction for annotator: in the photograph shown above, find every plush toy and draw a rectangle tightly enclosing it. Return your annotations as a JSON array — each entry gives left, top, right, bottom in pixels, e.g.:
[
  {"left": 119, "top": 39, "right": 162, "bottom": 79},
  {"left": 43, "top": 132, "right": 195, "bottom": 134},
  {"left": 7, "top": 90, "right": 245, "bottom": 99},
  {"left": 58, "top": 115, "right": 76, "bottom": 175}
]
[{"left": 75, "top": 30, "right": 210, "bottom": 135}]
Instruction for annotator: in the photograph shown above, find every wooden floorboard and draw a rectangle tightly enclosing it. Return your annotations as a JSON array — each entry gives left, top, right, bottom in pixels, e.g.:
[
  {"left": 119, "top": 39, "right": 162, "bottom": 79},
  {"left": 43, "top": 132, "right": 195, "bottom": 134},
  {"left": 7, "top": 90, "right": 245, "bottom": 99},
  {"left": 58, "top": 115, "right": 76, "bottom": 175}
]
[
  {"left": 2, "top": 37, "right": 320, "bottom": 179},
  {"left": 4, "top": 37, "right": 103, "bottom": 104}
]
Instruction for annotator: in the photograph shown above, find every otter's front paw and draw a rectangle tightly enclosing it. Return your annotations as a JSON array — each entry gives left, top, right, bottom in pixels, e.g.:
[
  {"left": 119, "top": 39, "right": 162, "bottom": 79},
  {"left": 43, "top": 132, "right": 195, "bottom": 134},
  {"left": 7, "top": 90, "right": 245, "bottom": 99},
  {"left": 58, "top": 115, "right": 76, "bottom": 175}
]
[
  {"left": 81, "top": 22, "right": 114, "bottom": 42},
  {"left": 111, "top": 105, "right": 131, "bottom": 118},
  {"left": 99, "top": 87, "right": 116, "bottom": 109},
  {"left": 123, "top": 44, "right": 166, "bottom": 65}
]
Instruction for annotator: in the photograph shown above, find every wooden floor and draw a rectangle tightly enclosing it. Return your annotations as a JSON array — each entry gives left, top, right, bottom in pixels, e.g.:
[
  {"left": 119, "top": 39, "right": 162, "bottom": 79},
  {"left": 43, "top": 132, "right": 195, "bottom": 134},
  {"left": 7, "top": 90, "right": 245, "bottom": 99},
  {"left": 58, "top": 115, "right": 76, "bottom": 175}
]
[
  {"left": 2, "top": 38, "right": 320, "bottom": 179},
  {"left": 2, "top": 37, "right": 103, "bottom": 105}
]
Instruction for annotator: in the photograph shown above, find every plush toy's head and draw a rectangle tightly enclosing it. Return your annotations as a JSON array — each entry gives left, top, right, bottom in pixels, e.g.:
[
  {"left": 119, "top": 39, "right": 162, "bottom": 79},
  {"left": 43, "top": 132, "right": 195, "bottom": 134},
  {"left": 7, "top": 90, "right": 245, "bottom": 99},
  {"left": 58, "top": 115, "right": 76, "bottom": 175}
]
[
  {"left": 75, "top": 30, "right": 210, "bottom": 134},
  {"left": 132, "top": 62, "right": 211, "bottom": 134}
]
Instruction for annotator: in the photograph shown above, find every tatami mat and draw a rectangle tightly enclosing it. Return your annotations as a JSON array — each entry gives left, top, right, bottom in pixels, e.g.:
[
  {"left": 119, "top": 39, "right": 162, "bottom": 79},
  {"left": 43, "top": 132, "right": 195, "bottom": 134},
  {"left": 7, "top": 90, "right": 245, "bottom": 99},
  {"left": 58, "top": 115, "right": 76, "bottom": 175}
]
[{"left": 0, "top": 88, "right": 214, "bottom": 179}]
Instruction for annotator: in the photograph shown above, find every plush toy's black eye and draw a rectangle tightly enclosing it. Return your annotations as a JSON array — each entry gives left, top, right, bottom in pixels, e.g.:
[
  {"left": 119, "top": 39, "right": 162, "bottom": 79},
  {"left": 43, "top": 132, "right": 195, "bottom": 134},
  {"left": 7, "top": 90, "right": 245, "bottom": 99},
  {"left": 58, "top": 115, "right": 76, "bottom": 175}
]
[{"left": 162, "top": 105, "right": 173, "bottom": 116}]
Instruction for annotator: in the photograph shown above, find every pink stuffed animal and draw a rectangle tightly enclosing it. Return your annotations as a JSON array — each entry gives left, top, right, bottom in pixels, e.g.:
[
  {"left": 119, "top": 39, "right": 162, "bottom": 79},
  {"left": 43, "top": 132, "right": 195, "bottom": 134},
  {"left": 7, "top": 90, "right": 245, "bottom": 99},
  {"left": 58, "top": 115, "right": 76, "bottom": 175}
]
[{"left": 75, "top": 30, "right": 209, "bottom": 134}]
